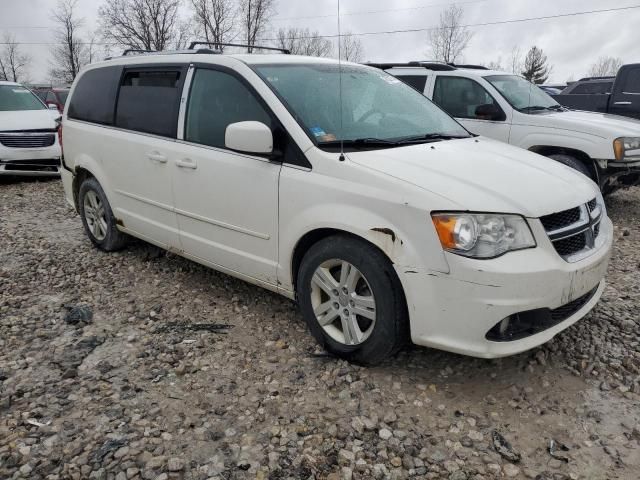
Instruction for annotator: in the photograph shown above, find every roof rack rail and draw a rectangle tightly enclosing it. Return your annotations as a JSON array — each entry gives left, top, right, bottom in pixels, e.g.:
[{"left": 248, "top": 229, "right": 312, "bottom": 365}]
[
  {"left": 188, "top": 41, "right": 290, "bottom": 54},
  {"left": 123, "top": 49, "right": 156, "bottom": 56},
  {"left": 578, "top": 76, "right": 616, "bottom": 82},
  {"left": 450, "top": 63, "right": 489, "bottom": 70},
  {"left": 365, "top": 62, "right": 456, "bottom": 71}
]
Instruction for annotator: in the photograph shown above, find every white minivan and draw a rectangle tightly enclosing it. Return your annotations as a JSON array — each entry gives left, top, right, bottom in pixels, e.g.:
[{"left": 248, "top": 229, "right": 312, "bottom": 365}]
[
  {"left": 60, "top": 46, "right": 613, "bottom": 364},
  {"left": 0, "top": 81, "right": 62, "bottom": 176}
]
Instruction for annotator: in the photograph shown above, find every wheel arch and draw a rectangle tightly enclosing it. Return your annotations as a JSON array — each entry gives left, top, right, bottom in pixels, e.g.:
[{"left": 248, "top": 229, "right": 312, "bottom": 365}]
[
  {"left": 290, "top": 228, "right": 400, "bottom": 295},
  {"left": 528, "top": 145, "right": 599, "bottom": 181}
]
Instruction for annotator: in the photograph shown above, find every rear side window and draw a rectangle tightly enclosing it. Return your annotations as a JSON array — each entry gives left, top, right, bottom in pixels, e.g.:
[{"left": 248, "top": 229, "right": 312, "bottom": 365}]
[
  {"left": 395, "top": 75, "right": 428, "bottom": 93},
  {"left": 68, "top": 66, "right": 122, "bottom": 125},
  {"left": 622, "top": 69, "right": 640, "bottom": 94},
  {"left": 115, "top": 69, "right": 184, "bottom": 137},
  {"left": 185, "top": 68, "right": 272, "bottom": 149},
  {"left": 571, "top": 82, "right": 612, "bottom": 94}
]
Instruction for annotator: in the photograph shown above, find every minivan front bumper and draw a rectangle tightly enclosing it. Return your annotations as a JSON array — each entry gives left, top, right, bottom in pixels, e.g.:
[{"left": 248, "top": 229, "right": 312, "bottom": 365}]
[
  {"left": 398, "top": 216, "right": 613, "bottom": 358},
  {"left": 0, "top": 143, "right": 62, "bottom": 177}
]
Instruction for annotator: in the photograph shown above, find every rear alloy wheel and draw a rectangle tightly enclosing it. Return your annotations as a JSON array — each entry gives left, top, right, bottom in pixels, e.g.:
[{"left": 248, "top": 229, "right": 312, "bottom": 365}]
[
  {"left": 297, "top": 235, "right": 408, "bottom": 365},
  {"left": 78, "top": 177, "right": 128, "bottom": 251}
]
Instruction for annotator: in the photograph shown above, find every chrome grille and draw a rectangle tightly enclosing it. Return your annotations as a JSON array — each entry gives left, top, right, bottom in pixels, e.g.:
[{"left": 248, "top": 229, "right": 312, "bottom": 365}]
[
  {"left": 0, "top": 131, "right": 56, "bottom": 149},
  {"left": 541, "top": 198, "right": 603, "bottom": 262}
]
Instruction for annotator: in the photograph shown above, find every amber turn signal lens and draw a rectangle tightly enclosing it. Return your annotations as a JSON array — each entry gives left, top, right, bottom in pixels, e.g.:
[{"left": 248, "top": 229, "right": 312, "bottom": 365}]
[
  {"left": 613, "top": 139, "right": 625, "bottom": 162},
  {"left": 432, "top": 215, "right": 458, "bottom": 249}
]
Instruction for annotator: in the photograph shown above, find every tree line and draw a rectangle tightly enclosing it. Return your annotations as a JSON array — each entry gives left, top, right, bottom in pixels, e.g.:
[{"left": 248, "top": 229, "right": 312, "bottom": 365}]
[
  {"left": 35, "top": 0, "right": 364, "bottom": 84},
  {"left": 0, "top": 1, "right": 627, "bottom": 85},
  {"left": 429, "top": 5, "right": 624, "bottom": 85}
]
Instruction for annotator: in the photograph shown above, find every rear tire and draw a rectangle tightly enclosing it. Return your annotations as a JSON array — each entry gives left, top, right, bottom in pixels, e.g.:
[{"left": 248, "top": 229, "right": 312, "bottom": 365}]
[
  {"left": 78, "top": 177, "right": 128, "bottom": 251},
  {"left": 548, "top": 153, "right": 593, "bottom": 179},
  {"left": 296, "top": 235, "right": 408, "bottom": 365}
]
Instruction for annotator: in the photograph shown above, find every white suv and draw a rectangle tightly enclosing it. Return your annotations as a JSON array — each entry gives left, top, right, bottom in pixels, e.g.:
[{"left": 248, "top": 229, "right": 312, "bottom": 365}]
[
  {"left": 379, "top": 62, "right": 640, "bottom": 193},
  {"left": 60, "top": 46, "right": 612, "bottom": 364}
]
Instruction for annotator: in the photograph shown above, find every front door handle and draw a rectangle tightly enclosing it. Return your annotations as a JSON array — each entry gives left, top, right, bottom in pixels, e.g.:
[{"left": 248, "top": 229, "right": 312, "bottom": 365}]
[
  {"left": 614, "top": 101, "right": 632, "bottom": 105},
  {"left": 146, "top": 152, "right": 168, "bottom": 163},
  {"left": 176, "top": 158, "right": 198, "bottom": 170}
]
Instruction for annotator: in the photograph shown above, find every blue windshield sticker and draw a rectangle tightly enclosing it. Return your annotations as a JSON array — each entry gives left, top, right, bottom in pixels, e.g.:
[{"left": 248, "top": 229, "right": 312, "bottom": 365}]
[{"left": 310, "top": 127, "right": 327, "bottom": 137}]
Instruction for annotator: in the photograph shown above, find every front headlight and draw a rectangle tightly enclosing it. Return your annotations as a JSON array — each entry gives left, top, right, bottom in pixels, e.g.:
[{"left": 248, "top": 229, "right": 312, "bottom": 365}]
[
  {"left": 613, "top": 137, "right": 640, "bottom": 161},
  {"left": 432, "top": 213, "right": 536, "bottom": 259}
]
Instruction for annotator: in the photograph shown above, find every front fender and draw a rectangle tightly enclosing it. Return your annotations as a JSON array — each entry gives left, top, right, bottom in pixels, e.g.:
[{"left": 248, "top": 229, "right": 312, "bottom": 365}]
[{"left": 277, "top": 166, "right": 450, "bottom": 293}]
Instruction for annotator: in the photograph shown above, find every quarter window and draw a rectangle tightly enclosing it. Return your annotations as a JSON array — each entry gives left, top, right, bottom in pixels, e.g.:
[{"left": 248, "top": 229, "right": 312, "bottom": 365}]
[
  {"left": 68, "top": 66, "right": 122, "bottom": 125},
  {"left": 433, "top": 76, "right": 503, "bottom": 120},
  {"left": 115, "top": 69, "right": 183, "bottom": 137},
  {"left": 185, "top": 68, "right": 272, "bottom": 149},
  {"left": 395, "top": 75, "right": 428, "bottom": 93}
]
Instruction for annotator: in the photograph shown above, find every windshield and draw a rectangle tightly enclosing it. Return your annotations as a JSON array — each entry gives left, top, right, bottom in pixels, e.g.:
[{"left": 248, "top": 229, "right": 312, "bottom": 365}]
[
  {"left": 485, "top": 75, "right": 560, "bottom": 112},
  {"left": 253, "top": 63, "right": 470, "bottom": 149},
  {"left": 0, "top": 85, "right": 46, "bottom": 111}
]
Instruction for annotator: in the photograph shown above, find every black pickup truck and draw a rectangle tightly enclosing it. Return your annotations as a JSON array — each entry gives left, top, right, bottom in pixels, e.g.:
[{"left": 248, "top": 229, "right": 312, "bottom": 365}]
[{"left": 555, "top": 64, "right": 640, "bottom": 120}]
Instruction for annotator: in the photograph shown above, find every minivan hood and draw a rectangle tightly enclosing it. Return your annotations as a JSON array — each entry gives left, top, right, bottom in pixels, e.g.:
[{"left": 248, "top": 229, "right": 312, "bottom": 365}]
[
  {"left": 516, "top": 109, "right": 640, "bottom": 139},
  {"left": 347, "top": 137, "right": 598, "bottom": 218},
  {"left": 0, "top": 110, "right": 58, "bottom": 132}
]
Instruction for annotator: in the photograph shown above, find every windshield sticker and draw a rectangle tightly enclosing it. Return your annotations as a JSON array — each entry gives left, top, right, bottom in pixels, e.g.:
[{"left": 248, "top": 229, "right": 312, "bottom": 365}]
[
  {"left": 310, "top": 127, "right": 327, "bottom": 137},
  {"left": 318, "top": 133, "right": 337, "bottom": 142}
]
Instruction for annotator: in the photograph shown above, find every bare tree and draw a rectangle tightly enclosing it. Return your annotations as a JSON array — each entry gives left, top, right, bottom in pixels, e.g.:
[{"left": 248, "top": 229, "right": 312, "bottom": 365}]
[
  {"left": 509, "top": 46, "right": 523, "bottom": 74},
  {"left": 190, "top": 0, "right": 235, "bottom": 50},
  {"left": 50, "top": 0, "right": 86, "bottom": 83},
  {"left": 486, "top": 57, "right": 503, "bottom": 71},
  {"left": 98, "top": 0, "right": 183, "bottom": 51},
  {"left": 428, "top": 5, "right": 473, "bottom": 63},
  {"left": 522, "top": 46, "right": 551, "bottom": 84},
  {"left": 240, "top": 0, "right": 276, "bottom": 53},
  {"left": 588, "top": 56, "right": 623, "bottom": 77},
  {"left": 339, "top": 33, "right": 364, "bottom": 63},
  {"left": 0, "top": 34, "right": 31, "bottom": 83},
  {"left": 276, "top": 28, "right": 332, "bottom": 57}
]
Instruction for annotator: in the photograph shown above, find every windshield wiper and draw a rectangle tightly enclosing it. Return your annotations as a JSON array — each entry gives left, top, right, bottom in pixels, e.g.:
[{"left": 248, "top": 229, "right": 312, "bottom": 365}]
[
  {"left": 520, "top": 105, "right": 565, "bottom": 113},
  {"left": 318, "top": 138, "right": 400, "bottom": 149},
  {"left": 395, "top": 133, "right": 470, "bottom": 144}
]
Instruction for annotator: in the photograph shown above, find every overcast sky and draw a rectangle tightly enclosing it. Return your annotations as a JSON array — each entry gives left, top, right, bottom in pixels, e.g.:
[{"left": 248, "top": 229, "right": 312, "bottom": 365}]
[{"left": 1, "top": 0, "right": 639, "bottom": 83}]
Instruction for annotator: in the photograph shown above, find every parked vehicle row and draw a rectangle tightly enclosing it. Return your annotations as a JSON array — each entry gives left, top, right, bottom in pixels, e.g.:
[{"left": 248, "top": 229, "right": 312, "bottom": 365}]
[
  {"left": 55, "top": 45, "right": 613, "bottom": 364},
  {"left": 554, "top": 63, "right": 640, "bottom": 120},
  {"left": 32, "top": 86, "right": 71, "bottom": 114},
  {"left": 375, "top": 62, "right": 640, "bottom": 194},
  {"left": 0, "top": 81, "right": 62, "bottom": 177}
]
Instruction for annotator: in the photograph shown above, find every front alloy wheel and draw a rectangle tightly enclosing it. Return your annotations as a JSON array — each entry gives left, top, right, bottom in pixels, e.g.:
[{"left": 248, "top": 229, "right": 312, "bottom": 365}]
[
  {"left": 297, "top": 235, "right": 408, "bottom": 365},
  {"left": 311, "top": 260, "right": 377, "bottom": 346}
]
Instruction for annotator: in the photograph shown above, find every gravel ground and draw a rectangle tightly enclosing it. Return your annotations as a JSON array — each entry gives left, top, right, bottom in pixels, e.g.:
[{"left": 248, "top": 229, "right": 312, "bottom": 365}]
[{"left": 0, "top": 178, "right": 639, "bottom": 480}]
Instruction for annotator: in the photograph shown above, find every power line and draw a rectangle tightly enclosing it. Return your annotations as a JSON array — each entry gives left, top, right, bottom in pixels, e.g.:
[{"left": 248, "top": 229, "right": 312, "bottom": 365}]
[
  {"left": 261, "top": 4, "right": 640, "bottom": 41},
  {"left": 0, "top": 4, "right": 638, "bottom": 47},
  {"left": 270, "top": 0, "right": 489, "bottom": 22}
]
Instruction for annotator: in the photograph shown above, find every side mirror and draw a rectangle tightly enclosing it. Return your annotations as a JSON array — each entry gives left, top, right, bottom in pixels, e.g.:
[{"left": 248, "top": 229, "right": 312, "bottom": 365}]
[
  {"left": 48, "top": 103, "right": 59, "bottom": 110},
  {"left": 475, "top": 103, "right": 505, "bottom": 121},
  {"left": 225, "top": 121, "right": 273, "bottom": 155}
]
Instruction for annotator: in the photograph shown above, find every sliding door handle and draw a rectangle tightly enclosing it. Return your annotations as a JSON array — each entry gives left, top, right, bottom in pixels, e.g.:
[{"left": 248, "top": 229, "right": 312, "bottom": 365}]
[
  {"left": 146, "top": 152, "right": 168, "bottom": 163},
  {"left": 614, "top": 101, "right": 632, "bottom": 105},
  {"left": 176, "top": 158, "right": 198, "bottom": 170}
]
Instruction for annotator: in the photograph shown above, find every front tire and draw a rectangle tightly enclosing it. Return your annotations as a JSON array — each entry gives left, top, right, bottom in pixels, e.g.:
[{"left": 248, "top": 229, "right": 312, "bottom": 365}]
[
  {"left": 297, "top": 235, "right": 408, "bottom": 365},
  {"left": 548, "top": 153, "right": 593, "bottom": 179},
  {"left": 78, "top": 177, "right": 128, "bottom": 251}
]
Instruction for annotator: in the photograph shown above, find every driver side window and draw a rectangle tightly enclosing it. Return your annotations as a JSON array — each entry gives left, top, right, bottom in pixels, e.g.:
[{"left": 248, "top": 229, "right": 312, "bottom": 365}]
[{"left": 433, "top": 76, "right": 504, "bottom": 121}]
